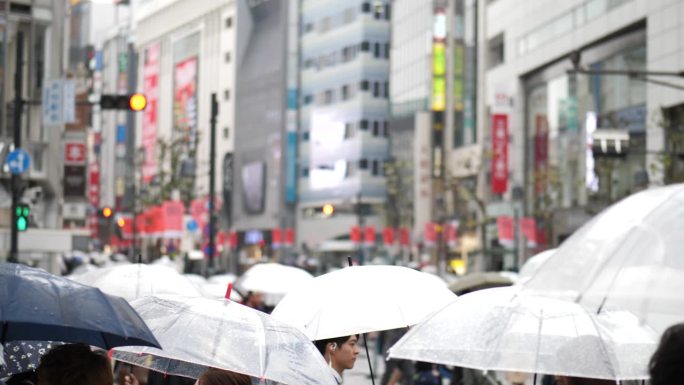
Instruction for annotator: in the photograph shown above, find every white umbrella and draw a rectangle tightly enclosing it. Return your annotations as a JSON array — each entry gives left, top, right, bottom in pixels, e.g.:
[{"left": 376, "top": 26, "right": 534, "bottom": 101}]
[
  {"left": 517, "top": 248, "right": 557, "bottom": 284},
  {"left": 271, "top": 265, "right": 457, "bottom": 340},
  {"left": 234, "top": 263, "right": 313, "bottom": 306},
  {"left": 523, "top": 183, "right": 684, "bottom": 334},
  {"left": 71, "top": 263, "right": 201, "bottom": 301},
  {"left": 112, "top": 296, "right": 336, "bottom": 385},
  {"left": 389, "top": 287, "right": 657, "bottom": 381}
]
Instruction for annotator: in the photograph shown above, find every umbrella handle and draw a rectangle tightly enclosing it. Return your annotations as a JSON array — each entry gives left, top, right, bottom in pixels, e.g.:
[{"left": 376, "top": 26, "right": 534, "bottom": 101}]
[{"left": 361, "top": 333, "right": 376, "bottom": 385}]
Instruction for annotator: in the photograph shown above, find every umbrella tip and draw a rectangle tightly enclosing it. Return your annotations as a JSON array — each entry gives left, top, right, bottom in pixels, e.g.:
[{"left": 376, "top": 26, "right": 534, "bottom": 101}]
[{"left": 225, "top": 283, "right": 233, "bottom": 300}]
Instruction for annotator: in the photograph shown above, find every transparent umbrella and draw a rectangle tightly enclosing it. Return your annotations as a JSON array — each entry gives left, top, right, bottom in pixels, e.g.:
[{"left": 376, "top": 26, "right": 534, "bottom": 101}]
[
  {"left": 389, "top": 287, "right": 657, "bottom": 381},
  {"left": 523, "top": 183, "right": 684, "bottom": 334},
  {"left": 70, "top": 263, "right": 201, "bottom": 302},
  {"left": 271, "top": 265, "right": 456, "bottom": 340},
  {"left": 111, "top": 296, "right": 336, "bottom": 385},
  {"left": 517, "top": 248, "right": 557, "bottom": 284},
  {"left": 234, "top": 263, "right": 313, "bottom": 306}
]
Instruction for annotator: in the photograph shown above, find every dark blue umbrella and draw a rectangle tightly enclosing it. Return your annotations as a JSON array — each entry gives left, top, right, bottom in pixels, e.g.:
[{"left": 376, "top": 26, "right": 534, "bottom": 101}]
[
  {"left": 0, "top": 263, "right": 160, "bottom": 350},
  {"left": 0, "top": 341, "right": 64, "bottom": 377}
]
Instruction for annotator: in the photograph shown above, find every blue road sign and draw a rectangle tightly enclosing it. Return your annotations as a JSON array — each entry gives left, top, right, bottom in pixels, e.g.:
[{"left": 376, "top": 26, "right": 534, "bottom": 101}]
[{"left": 6, "top": 149, "right": 30, "bottom": 175}]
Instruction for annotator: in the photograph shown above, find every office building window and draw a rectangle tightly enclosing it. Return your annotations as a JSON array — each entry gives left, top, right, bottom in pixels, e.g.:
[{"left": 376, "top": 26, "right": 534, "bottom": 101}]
[
  {"left": 360, "top": 119, "right": 369, "bottom": 130},
  {"left": 361, "top": 80, "right": 370, "bottom": 91},
  {"left": 361, "top": 41, "right": 370, "bottom": 51},
  {"left": 359, "top": 158, "right": 369, "bottom": 169},
  {"left": 303, "top": 94, "right": 313, "bottom": 105},
  {"left": 324, "top": 89, "right": 335, "bottom": 104},
  {"left": 302, "top": 131, "right": 310, "bottom": 141},
  {"left": 341, "top": 85, "right": 350, "bottom": 100},
  {"left": 384, "top": 43, "right": 390, "bottom": 58},
  {"left": 383, "top": 121, "right": 389, "bottom": 137},
  {"left": 224, "top": 89, "right": 230, "bottom": 101},
  {"left": 361, "top": 2, "right": 371, "bottom": 13},
  {"left": 302, "top": 167, "right": 310, "bottom": 178},
  {"left": 371, "top": 160, "right": 380, "bottom": 175},
  {"left": 225, "top": 17, "right": 232, "bottom": 28},
  {"left": 384, "top": 81, "right": 389, "bottom": 98},
  {"left": 488, "top": 33, "right": 505, "bottom": 68},
  {"left": 224, "top": 52, "right": 231, "bottom": 63},
  {"left": 223, "top": 127, "right": 230, "bottom": 139},
  {"left": 345, "top": 122, "right": 355, "bottom": 138},
  {"left": 374, "top": 43, "right": 381, "bottom": 58},
  {"left": 373, "top": 82, "right": 381, "bottom": 97},
  {"left": 372, "top": 121, "right": 380, "bottom": 136}
]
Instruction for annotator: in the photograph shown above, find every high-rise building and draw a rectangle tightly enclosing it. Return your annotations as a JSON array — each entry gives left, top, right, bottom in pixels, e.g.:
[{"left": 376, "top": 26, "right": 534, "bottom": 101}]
[{"left": 297, "top": 0, "right": 391, "bottom": 258}]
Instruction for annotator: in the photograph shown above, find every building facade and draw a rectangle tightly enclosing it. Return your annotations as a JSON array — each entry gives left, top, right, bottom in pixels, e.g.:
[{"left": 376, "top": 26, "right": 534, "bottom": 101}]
[
  {"left": 297, "top": 0, "right": 391, "bottom": 255},
  {"left": 132, "top": 0, "right": 236, "bottom": 259},
  {"left": 483, "top": 0, "right": 684, "bottom": 267}
]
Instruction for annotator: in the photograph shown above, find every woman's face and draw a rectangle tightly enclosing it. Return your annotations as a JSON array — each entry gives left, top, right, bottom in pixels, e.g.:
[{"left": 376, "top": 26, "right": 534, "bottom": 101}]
[{"left": 331, "top": 336, "right": 359, "bottom": 371}]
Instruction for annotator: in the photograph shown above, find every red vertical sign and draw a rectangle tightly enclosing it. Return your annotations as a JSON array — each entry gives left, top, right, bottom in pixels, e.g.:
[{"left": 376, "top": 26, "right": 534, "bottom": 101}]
[
  {"left": 229, "top": 231, "right": 238, "bottom": 249},
  {"left": 520, "top": 217, "right": 538, "bottom": 247},
  {"left": 383, "top": 228, "right": 395, "bottom": 246},
  {"left": 284, "top": 228, "right": 295, "bottom": 247},
  {"left": 491, "top": 114, "right": 509, "bottom": 194},
  {"left": 424, "top": 222, "right": 437, "bottom": 246},
  {"left": 364, "top": 226, "right": 376, "bottom": 246},
  {"left": 399, "top": 228, "right": 410, "bottom": 248},
  {"left": 272, "top": 228, "right": 282, "bottom": 248},
  {"left": 350, "top": 226, "right": 362, "bottom": 244},
  {"left": 446, "top": 222, "right": 458, "bottom": 248},
  {"left": 142, "top": 43, "right": 160, "bottom": 183},
  {"left": 497, "top": 216, "right": 514, "bottom": 247}
]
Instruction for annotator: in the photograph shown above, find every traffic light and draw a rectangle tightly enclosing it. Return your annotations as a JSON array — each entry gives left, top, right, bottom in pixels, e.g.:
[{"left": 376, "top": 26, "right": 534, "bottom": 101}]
[
  {"left": 322, "top": 203, "right": 334, "bottom": 216},
  {"left": 115, "top": 217, "right": 126, "bottom": 239},
  {"left": 15, "top": 203, "right": 29, "bottom": 232},
  {"left": 100, "top": 94, "right": 147, "bottom": 111},
  {"left": 99, "top": 207, "right": 113, "bottom": 219},
  {"left": 117, "top": 217, "right": 126, "bottom": 228}
]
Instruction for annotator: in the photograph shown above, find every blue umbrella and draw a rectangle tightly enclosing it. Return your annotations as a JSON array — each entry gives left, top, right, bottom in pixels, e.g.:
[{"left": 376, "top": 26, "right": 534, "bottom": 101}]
[
  {"left": 0, "top": 341, "right": 64, "bottom": 377},
  {"left": 0, "top": 263, "right": 160, "bottom": 350}
]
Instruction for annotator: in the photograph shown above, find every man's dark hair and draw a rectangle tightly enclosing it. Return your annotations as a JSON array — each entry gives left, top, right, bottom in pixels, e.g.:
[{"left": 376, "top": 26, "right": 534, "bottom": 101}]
[
  {"left": 197, "top": 368, "right": 250, "bottom": 385},
  {"left": 313, "top": 335, "right": 359, "bottom": 355},
  {"left": 649, "top": 322, "right": 684, "bottom": 385},
  {"left": 37, "top": 344, "right": 112, "bottom": 385}
]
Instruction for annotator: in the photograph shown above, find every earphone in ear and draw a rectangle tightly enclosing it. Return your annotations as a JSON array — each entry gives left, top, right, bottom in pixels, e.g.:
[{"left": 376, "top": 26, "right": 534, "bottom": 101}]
[{"left": 331, "top": 342, "right": 337, "bottom": 352}]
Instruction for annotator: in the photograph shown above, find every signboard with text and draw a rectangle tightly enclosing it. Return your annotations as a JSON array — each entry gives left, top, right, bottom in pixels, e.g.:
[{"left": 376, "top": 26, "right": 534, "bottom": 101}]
[{"left": 491, "top": 114, "right": 508, "bottom": 194}]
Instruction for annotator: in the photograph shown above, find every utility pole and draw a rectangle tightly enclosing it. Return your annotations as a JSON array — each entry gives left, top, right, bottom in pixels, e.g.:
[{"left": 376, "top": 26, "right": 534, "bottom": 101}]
[
  {"left": 208, "top": 93, "right": 218, "bottom": 273},
  {"left": 9, "top": 32, "right": 24, "bottom": 264}
]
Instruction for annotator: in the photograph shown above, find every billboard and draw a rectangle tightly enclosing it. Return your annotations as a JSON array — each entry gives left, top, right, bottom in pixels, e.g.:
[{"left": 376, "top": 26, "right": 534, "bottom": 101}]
[
  {"left": 241, "top": 161, "right": 266, "bottom": 214},
  {"left": 173, "top": 56, "right": 198, "bottom": 148},
  {"left": 142, "top": 42, "right": 160, "bottom": 183}
]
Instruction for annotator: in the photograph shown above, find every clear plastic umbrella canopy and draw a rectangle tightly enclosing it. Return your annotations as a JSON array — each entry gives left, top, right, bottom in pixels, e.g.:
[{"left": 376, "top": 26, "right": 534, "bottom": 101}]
[
  {"left": 517, "top": 248, "right": 556, "bottom": 284},
  {"left": 112, "top": 296, "right": 336, "bottom": 385},
  {"left": 389, "top": 287, "right": 657, "bottom": 381},
  {"left": 234, "top": 263, "right": 313, "bottom": 306},
  {"left": 271, "top": 265, "right": 457, "bottom": 340},
  {"left": 70, "top": 263, "right": 201, "bottom": 302},
  {"left": 523, "top": 183, "right": 684, "bottom": 334}
]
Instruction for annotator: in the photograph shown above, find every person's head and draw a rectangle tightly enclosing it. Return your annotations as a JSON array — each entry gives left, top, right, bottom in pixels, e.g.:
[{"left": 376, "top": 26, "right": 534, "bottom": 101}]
[
  {"left": 313, "top": 335, "right": 360, "bottom": 375},
  {"left": 244, "top": 291, "right": 264, "bottom": 308},
  {"left": 37, "top": 344, "right": 112, "bottom": 385},
  {"left": 195, "top": 368, "right": 250, "bottom": 385},
  {"left": 554, "top": 376, "right": 614, "bottom": 385},
  {"left": 649, "top": 322, "right": 684, "bottom": 385}
]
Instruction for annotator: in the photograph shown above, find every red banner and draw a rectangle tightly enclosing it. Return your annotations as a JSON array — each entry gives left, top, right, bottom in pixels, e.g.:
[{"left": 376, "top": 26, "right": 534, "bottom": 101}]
[
  {"left": 161, "top": 200, "right": 184, "bottom": 238},
  {"left": 272, "top": 228, "right": 282, "bottom": 248},
  {"left": 174, "top": 56, "right": 198, "bottom": 145},
  {"left": 364, "top": 226, "right": 376, "bottom": 246},
  {"left": 142, "top": 43, "right": 160, "bottom": 183},
  {"left": 446, "top": 222, "right": 458, "bottom": 248},
  {"left": 424, "top": 222, "right": 437, "bottom": 246},
  {"left": 520, "top": 217, "right": 538, "bottom": 247},
  {"left": 383, "top": 228, "right": 395, "bottom": 246},
  {"left": 350, "top": 226, "right": 362, "bottom": 244},
  {"left": 229, "top": 231, "right": 238, "bottom": 249},
  {"left": 497, "top": 216, "right": 514, "bottom": 247},
  {"left": 284, "top": 228, "right": 295, "bottom": 247},
  {"left": 491, "top": 114, "right": 508, "bottom": 194},
  {"left": 399, "top": 228, "right": 411, "bottom": 247}
]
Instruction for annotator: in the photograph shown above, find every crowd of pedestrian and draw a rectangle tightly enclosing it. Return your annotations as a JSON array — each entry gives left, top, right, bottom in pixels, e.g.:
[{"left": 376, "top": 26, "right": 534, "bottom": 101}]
[{"left": 2, "top": 317, "right": 683, "bottom": 385}]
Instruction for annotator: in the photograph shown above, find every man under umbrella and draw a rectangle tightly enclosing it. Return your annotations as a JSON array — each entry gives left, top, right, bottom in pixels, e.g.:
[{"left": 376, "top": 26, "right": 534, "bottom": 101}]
[{"left": 314, "top": 335, "right": 360, "bottom": 384}]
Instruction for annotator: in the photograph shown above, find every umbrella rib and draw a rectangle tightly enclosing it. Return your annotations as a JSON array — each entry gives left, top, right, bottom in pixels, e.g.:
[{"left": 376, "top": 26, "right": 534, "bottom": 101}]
[
  {"left": 586, "top": 310, "right": 619, "bottom": 380},
  {"left": 484, "top": 292, "right": 521, "bottom": 370}
]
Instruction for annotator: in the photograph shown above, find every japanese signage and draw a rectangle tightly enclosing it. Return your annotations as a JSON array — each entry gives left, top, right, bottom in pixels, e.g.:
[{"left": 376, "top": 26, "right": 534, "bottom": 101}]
[
  {"left": 142, "top": 43, "right": 160, "bottom": 183},
  {"left": 491, "top": 114, "right": 508, "bottom": 194}
]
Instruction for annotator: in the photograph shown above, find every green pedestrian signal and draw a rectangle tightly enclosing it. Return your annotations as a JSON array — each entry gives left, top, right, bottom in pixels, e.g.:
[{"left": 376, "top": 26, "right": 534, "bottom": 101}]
[{"left": 16, "top": 203, "right": 29, "bottom": 232}]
